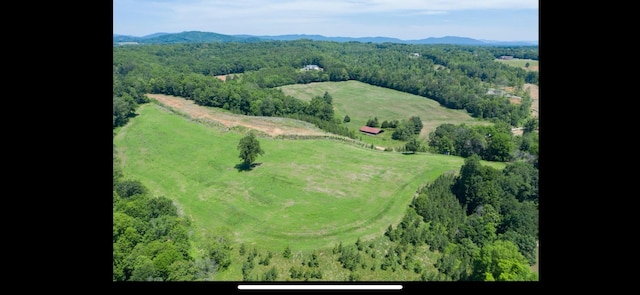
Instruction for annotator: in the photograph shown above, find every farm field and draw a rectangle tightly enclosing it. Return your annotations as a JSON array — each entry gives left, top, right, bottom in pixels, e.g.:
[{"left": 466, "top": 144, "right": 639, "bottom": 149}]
[
  {"left": 496, "top": 58, "right": 539, "bottom": 72},
  {"left": 113, "top": 40, "right": 538, "bottom": 282},
  {"left": 114, "top": 102, "right": 505, "bottom": 256},
  {"left": 278, "top": 80, "right": 491, "bottom": 148},
  {"left": 493, "top": 58, "right": 538, "bottom": 116}
]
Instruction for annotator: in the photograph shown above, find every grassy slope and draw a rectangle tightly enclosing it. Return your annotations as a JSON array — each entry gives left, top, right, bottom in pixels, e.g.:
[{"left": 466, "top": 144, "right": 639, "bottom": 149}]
[
  {"left": 114, "top": 102, "right": 506, "bottom": 281},
  {"left": 278, "top": 80, "right": 491, "bottom": 148}
]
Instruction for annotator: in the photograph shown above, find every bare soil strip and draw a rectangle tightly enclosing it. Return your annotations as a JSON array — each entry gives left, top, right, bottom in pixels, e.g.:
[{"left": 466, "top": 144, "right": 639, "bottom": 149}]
[
  {"left": 214, "top": 74, "right": 239, "bottom": 81},
  {"left": 147, "top": 94, "right": 329, "bottom": 137}
]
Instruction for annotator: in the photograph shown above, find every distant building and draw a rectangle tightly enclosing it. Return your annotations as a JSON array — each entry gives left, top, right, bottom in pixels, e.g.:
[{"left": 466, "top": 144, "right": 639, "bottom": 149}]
[
  {"left": 410, "top": 52, "right": 420, "bottom": 57},
  {"left": 359, "top": 126, "right": 383, "bottom": 135},
  {"left": 499, "top": 55, "right": 514, "bottom": 60},
  {"left": 487, "top": 88, "right": 506, "bottom": 95},
  {"left": 302, "top": 64, "right": 323, "bottom": 71}
]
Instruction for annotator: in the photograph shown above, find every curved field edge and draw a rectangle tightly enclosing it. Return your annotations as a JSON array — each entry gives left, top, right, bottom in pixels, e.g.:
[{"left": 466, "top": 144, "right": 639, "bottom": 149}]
[{"left": 114, "top": 103, "right": 505, "bottom": 253}]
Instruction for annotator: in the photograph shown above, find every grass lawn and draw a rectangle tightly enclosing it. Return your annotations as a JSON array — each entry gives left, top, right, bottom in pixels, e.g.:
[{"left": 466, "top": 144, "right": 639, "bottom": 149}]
[
  {"left": 496, "top": 58, "right": 539, "bottom": 70},
  {"left": 115, "top": 103, "right": 504, "bottom": 252}
]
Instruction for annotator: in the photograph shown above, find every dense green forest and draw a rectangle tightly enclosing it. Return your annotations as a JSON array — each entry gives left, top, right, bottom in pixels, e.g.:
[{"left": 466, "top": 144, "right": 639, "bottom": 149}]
[
  {"left": 114, "top": 40, "right": 537, "bottom": 126},
  {"left": 113, "top": 40, "right": 538, "bottom": 281},
  {"left": 114, "top": 40, "right": 538, "bottom": 161}
]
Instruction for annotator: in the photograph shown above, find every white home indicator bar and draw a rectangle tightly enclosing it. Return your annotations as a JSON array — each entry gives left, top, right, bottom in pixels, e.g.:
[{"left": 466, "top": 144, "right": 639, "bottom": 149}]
[{"left": 238, "top": 285, "right": 403, "bottom": 290}]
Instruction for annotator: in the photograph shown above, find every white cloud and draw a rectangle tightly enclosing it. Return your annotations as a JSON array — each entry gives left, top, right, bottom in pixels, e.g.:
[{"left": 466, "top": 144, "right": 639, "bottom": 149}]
[
  {"left": 358, "top": 0, "right": 537, "bottom": 11},
  {"left": 141, "top": 0, "right": 538, "bottom": 20},
  {"left": 114, "top": 0, "right": 538, "bottom": 40}
]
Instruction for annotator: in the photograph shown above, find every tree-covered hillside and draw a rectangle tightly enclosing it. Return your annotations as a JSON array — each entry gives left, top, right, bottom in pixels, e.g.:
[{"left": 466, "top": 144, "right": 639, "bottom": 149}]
[
  {"left": 114, "top": 40, "right": 537, "bottom": 127},
  {"left": 114, "top": 40, "right": 538, "bottom": 163}
]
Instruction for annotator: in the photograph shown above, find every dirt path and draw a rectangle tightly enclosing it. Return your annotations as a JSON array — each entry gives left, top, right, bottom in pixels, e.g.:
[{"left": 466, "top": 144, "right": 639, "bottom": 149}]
[
  {"left": 511, "top": 83, "right": 539, "bottom": 136},
  {"left": 524, "top": 83, "right": 539, "bottom": 118},
  {"left": 146, "top": 94, "right": 329, "bottom": 137}
]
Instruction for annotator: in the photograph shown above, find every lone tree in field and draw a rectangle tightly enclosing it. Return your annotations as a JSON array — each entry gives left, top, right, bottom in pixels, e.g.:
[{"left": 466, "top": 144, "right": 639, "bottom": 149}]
[{"left": 237, "top": 132, "right": 265, "bottom": 166}]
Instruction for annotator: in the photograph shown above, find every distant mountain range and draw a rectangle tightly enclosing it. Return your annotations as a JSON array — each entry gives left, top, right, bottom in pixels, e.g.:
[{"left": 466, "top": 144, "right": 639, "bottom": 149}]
[{"left": 113, "top": 31, "right": 538, "bottom": 46}]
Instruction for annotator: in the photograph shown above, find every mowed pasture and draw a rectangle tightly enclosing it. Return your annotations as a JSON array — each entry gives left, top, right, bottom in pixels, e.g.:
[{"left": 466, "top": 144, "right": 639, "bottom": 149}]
[
  {"left": 278, "top": 81, "right": 491, "bottom": 148},
  {"left": 114, "top": 102, "right": 505, "bottom": 256},
  {"left": 496, "top": 58, "right": 539, "bottom": 72}
]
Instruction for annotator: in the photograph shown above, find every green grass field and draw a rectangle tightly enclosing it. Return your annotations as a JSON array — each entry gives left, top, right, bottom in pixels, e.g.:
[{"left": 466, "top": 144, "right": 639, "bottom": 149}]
[
  {"left": 278, "top": 80, "right": 490, "bottom": 148},
  {"left": 496, "top": 58, "right": 538, "bottom": 69},
  {"left": 115, "top": 103, "right": 504, "bottom": 255}
]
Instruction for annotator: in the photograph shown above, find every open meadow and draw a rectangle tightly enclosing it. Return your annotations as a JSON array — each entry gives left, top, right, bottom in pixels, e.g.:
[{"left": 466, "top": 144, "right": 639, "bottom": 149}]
[
  {"left": 278, "top": 81, "right": 491, "bottom": 148},
  {"left": 496, "top": 58, "right": 539, "bottom": 71},
  {"left": 113, "top": 40, "right": 538, "bottom": 281},
  {"left": 114, "top": 99, "right": 505, "bottom": 279}
]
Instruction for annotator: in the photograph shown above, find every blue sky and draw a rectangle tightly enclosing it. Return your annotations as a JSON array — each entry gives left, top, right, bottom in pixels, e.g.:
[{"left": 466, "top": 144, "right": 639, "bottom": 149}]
[{"left": 113, "top": 0, "right": 538, "bottom": 42}]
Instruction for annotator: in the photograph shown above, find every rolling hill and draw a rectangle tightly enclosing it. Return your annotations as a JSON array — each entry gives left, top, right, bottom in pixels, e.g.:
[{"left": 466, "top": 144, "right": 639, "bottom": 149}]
[
  {"left": 113, "top": 31, "right": 538, "bottom": 46},
  {"left": 114, "top": 100, "right": 505, "bottom": 254},
  {"left": 278, "top": 80, "right": 492, "bottom": 147}
]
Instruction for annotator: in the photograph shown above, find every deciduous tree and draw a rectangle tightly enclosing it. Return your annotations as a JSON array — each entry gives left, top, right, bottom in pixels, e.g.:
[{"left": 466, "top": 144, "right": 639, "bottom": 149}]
[
  {"left": 405, "top": 138, "right": 421, "bottom": 154},
  {"left": 237, "top": 132, "right": 265, "bottom": 166},
  {"left": 471, "top": 239, "right": 537, "bottom": 281}
]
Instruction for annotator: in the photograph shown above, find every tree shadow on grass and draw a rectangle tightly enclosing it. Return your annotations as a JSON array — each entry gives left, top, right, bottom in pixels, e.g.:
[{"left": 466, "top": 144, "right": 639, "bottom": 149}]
[{"left": 234, "top": 162, "right": 262, "bottom": 172}]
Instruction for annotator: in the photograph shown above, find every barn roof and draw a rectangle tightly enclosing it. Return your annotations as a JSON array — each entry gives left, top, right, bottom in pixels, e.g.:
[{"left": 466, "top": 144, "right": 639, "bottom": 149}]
[{"left": 359, "top": 126, "right": 383, "bottom": 134}]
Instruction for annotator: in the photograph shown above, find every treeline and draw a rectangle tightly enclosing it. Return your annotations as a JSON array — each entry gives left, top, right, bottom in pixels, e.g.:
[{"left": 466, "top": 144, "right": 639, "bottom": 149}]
[
  {"left": 113, "top": 56, "right": 353, "bottom": 138},
  {"left": 114, "top": 144, "right": 239, "bottom": 281},
  {"left": 113, "top": 40, "right": 538, "bottom": 129},
  {"left": 114, "top": 146, "right": 195, "bottom": 281},
  {"left": 387, "top": 155, "right": 538, "bottom": 281},
  {"left": 428, "top": 121, "right": 538, "bottom": 165},
  {"left": 113, "top": 180, "right": 198, "bottom": 281}
]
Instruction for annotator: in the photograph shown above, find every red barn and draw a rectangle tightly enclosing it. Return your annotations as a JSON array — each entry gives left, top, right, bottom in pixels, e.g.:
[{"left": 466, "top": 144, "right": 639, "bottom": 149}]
[{"left": 359, "top": 126, "right": 383, "bottom": 135}]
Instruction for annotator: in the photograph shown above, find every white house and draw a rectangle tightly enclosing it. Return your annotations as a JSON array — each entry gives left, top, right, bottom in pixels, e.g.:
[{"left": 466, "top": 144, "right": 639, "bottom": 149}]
[{"left": 302, "top": 64, "right": 323, "bottom": 71}]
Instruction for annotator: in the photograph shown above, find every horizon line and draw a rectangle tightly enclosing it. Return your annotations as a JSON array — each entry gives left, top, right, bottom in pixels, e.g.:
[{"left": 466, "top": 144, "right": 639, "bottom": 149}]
[{"left": 113, "top": 31, "right": 538, "bottom": 43}]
